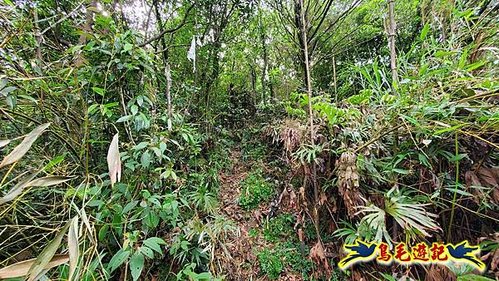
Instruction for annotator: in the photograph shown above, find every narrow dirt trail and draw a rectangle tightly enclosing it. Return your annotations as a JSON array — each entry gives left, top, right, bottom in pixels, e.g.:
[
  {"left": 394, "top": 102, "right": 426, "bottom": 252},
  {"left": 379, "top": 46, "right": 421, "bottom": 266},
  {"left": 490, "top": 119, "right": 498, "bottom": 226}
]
[
  {"left": 216, "top": 147, "right": 303, "bottom": 280},
  {"left": 217, "top": 148, "right": 261, "bottom": 279}
]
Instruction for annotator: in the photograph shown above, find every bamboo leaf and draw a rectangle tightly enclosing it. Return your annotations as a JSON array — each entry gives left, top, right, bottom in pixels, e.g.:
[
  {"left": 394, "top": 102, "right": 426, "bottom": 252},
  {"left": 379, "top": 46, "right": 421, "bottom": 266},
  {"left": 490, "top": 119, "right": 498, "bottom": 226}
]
[
  {"left": 0, "top": 254, "right": 69, "bottom": 279},
  {"left": 26, "top": 176, "right": 73, "bottom": 187},
  {"left": 106, "top": 133, "right": 121, "bottom": 186},
  {"left": 0, "top": 123, "right": 51, "bottom": 168},
  {"left": 0, "top": 139, "right": 10, "bottom": 148},
  {"left": 27, "top": 221, "right": 71, "bottom": 281},
  {"left": 68, "top": 216, "right": 79, "bottom": 281},
  {"left": 0, "top": 173, "right": 37, "bottom": 205}
]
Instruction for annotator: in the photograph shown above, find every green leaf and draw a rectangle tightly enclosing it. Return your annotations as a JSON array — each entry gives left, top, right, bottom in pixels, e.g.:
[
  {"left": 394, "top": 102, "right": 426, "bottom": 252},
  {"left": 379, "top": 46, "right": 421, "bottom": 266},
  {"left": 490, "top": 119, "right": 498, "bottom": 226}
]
[
  {"left": 392, "top": 168, "right": 410, "bottom": 175},
  {"left": 1, "top": 86, "right": 17, "bottom": 95},
  {"left": 457, "top": 274, "right": 495, "bottom": 281},
  {"left": 143, "top": 237, "right": 166, "bottom": 254},
  {"left": 420, "top": 23, "right": 430, "bottom": 41},
  {"left": 43, "top": 155, "right": 65, "bottom": 171},
  {"left": 434, "top": 124, "right": 465, "bottom": 135},
  {"left": 464, "top": 61, "right": 485, "bottom": 72},
  {"left": 131, "top": 105, "right": 138, "bottom": 115},
  {"left": 6, "top": 94, "right": 16, "bottom": 108},
  {"left": 144, "top": 211, "right": 159, "bottom": 228},
  {"left": 134, "top": 142, "right": 148, "bottom": 150},
  {"left": 18, "top": 94, "right": 38, "bottom": 104},
  {"left": 116, "top": 115, "right": 133, "bottom": 123},
  {"left": 123, "top": 43, "right": 133, "bottom": 52},
  {"left": 141, "top": 151, "right": 151, "bottom": 168},
  {"left": 87, "top": 104, "right": 99, "bottom": 114},
  {"left": 139, "top": 247, "right": 154, "bottom": 259},
  {"left": 129, "top": 253, "right": 144, "bottom": 281},
  {"left": 107, "top": 249, "right": 130, "bottom": 273},
  {"left": 98, "top": 225, "right": 109, "bottom": 241},
  {"left": 91, "top": 87, "right": 105, "bottom": 97},
  {"left": 122, "top": 201, "right": 138, "bottom": 214}
]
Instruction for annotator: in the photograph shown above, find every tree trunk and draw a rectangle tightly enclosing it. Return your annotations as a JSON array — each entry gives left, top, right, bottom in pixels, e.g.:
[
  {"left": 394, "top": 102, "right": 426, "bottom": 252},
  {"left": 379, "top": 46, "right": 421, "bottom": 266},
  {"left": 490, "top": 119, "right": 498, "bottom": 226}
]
[
  {"left": 258, "top": 3, "right": 269, "bottom": 103},
  {"left": 387, "top": 0, "right": 398, "bottom": 85}
]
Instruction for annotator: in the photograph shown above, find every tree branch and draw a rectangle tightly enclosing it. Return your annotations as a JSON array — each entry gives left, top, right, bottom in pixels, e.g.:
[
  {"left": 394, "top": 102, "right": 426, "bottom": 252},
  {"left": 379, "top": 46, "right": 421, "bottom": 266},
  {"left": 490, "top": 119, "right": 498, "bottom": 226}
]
[{"left": 138, "top": 4, "right": 195, "bottom": 47}]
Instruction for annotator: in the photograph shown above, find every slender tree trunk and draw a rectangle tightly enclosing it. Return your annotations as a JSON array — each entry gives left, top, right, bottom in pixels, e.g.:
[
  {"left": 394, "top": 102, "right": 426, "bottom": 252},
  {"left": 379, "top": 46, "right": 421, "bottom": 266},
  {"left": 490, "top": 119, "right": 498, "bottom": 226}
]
[
  {"left": 332, "top": 56, "right": 337, "bottom": 102},
  {"left": 258, "top": 3, "right": 269, "bottom": 103},
  {"left": 294, "top": 0, "right": 311, "bottom": 91},
  {"left": 299, "top": 0, "right": 321, "bottom": 247},
  {"left": 165, "top": 63, "right": 173, "bottom": 131},
  {"left": 387, "top": 0, "right": 398, "bottom": 85},
  {"left": 79, "top": 0, "right": 96, "bottom": 45},
  {"left": 153, "top": 0, "right": 173, "bottom": 131},
  {"left": 33, "top": 8, "right": 42, "bottom": 62}
]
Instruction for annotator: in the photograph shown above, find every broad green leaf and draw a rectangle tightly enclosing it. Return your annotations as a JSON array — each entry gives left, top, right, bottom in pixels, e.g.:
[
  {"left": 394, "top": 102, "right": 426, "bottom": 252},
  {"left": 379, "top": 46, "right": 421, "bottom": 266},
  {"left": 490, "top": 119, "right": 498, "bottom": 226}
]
[
  {"left": 131, "top": 104, "right": 138, "bottom": 115},
  {"left": 0, "top": 255, "right": 69, "bottom": 279},
  {"left": 107, "top": 249, "right": 130, "bottom": 273},
  {"left": 27, "top": 221, "right": 71, "bottom": 281},
  {"left": 134, "top": 142, "right": 148, "bottom": 150},
  {"left": 123, "top": 43, "right": 133, "bottom": 52},
  {"left": 87, "top": 104, "right": 99, "bottom": 114},
  {"left": 144, "top": 211, "right": 159, "bottom": 228},
  {"left": 18, "top": 94, "right": 38, "bottom": 104},
  {"left": 141, "top": 151, "right": 151, "bottom": 168},
  {"left": 129, "top": 253, "right": 144, "bottom": 281},
  {"left": 107, "top": 133, "right": 121, "bottom": 187},
  {"left": 122, "top": 200, "right": 138, "bottom": 214},
  {"left": 91, "top": 87, "right": 105, "bottom": 96},
  {"left": 143, "top": 237, "right": 166, "bottom": 254},
  {"left": 116, "top": 115, "right": 133, "bottom": 123},
  {"left": 139, "top": 247, "right": 154, "bottom": 259},
  {"left": 0, "top": 123, "right": 51, "bottom": 168}
]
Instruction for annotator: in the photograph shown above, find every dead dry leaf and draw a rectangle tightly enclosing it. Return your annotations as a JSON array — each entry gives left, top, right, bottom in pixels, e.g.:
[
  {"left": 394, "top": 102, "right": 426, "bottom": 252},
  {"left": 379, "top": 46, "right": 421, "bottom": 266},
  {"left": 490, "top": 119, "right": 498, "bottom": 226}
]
[
  {"left": 27, "top": 221, "right": 71, "bottom": 281},
  {"left": 0, "top": 255, "right": 68, "bottom": 279},
  {"left": 0, "top": 123, "right": 50, "bottom": 168},
  {"left": 107, "top": 133, "right": 121, "bottom": 186}
]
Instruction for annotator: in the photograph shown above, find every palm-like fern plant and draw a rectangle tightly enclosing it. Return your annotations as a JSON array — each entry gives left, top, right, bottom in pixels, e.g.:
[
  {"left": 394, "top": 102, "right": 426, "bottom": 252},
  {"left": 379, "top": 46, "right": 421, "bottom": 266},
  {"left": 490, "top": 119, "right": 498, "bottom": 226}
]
[{"left": 356, "top": 187, "right": 441, "bottom": 247}]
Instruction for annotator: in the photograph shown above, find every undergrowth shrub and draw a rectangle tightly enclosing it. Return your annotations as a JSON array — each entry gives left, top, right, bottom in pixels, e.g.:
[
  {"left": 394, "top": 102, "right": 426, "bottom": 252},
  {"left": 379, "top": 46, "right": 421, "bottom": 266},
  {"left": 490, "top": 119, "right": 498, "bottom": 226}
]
[{"left": 238, "top": 169, "right": 274, "bottom": 210}]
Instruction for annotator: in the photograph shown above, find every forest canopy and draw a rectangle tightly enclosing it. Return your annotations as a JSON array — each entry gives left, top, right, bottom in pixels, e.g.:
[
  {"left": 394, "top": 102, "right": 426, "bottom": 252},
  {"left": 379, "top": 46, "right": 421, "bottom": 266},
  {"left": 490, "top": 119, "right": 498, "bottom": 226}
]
[{"left": 0, "top": 0, "right": 498, "bottom": 280}]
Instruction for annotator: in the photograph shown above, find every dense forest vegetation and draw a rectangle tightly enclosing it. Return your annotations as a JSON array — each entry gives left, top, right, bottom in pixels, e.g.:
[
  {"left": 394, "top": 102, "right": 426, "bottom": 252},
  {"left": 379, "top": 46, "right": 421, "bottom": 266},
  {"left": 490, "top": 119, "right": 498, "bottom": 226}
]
[{"left": 0, "top": 0, "right": 498, "bottom": 280}]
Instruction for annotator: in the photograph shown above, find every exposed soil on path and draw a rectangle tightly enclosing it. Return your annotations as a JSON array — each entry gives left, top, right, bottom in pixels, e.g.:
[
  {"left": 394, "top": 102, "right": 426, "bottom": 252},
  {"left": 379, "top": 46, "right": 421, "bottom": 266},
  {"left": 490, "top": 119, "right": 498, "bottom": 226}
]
[
  {"left": 216, "top": 148, "right": 261, "bottom": 279},
  {"left": 215, "top": 148, "right": 305, "bottom": 280}
]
